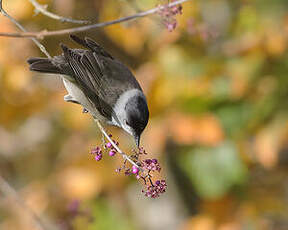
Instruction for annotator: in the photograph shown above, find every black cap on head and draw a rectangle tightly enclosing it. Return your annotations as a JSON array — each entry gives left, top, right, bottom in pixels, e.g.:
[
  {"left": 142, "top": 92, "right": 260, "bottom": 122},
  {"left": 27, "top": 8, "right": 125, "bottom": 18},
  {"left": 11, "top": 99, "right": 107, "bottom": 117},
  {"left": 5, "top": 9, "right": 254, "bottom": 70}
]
[{"left": 125, "top": 95, "right": 149, "bottom": 147}]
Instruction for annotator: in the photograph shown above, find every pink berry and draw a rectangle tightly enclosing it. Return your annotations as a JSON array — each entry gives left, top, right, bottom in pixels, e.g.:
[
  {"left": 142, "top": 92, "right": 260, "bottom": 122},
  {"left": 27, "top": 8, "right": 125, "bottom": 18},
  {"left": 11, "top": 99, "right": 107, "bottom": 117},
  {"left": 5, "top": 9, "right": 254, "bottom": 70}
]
[
  {"left": 106, "top": 142, "right": 112, "bottom": 148},
  {"left": 95, "top": 154, "right": 102, "bottom": 161},
  {"left": 132, "top": 165, "right": 139, "bottom": 174},
  {"left": 109, "top": 150, "right": 116, "bottom": 156},
  {"left": 91, "top": 146, "right": 101, "bottom": 154}
]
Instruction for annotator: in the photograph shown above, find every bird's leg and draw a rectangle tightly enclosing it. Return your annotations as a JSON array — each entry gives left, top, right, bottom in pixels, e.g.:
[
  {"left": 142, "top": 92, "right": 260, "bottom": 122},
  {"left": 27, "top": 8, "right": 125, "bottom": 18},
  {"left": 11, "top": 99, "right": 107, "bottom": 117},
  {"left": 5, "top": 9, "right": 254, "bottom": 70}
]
[{"left": 82, "top": 108, "right": 89, "bottom": 113}]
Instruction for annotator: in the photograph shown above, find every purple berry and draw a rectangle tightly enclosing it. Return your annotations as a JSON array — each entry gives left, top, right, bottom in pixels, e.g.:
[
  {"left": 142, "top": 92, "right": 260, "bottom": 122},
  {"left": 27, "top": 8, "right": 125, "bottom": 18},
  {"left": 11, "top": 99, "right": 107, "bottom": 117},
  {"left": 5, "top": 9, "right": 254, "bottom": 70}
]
[
  {"left": 132, "top": 165, "right": 139, "bottom": 174},
  {"left": 95, "top": 154, "right": 102, "bottom": 161},
  {"left": 145, "top": 159, "right": 152, "bottom": 164},
  {"left": 109, "top": 150, "right": 116, "bottom": 156},
  {"left": 106, "top": 142, "right": 112, "bottom": 148},
  {"left": 91, "top": 146, "right": 101, "bottom": 154}
]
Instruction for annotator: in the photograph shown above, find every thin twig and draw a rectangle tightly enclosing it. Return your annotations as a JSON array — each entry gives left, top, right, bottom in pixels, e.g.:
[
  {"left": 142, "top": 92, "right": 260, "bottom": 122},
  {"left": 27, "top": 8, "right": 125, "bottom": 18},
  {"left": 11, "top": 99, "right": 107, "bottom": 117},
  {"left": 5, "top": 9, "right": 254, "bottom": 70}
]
[
  {"left": 0, "top": 0, "right": 51, "bottom": 57},
  {"left": 94, "top": 119, "right": 143, "bottom": 171},
  {"left": 0, "top": 0, "right": 191, "bottom": 39},
  {"left": 0, "top": 1, "right": 56, "bottom": 229},
  {"left": 28, "top": 0, "right": 90, "bottom": 24},
  {"left": 0, "top": 175, "right": 58, "bottom": 230}
]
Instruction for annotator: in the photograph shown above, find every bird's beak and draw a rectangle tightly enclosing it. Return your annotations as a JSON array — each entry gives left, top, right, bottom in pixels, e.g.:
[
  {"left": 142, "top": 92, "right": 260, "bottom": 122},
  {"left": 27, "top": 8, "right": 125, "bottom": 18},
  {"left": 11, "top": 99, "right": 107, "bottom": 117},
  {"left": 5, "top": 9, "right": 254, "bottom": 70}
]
[{"left": 134, "top": 135, "right": 140, "bottom": 148}]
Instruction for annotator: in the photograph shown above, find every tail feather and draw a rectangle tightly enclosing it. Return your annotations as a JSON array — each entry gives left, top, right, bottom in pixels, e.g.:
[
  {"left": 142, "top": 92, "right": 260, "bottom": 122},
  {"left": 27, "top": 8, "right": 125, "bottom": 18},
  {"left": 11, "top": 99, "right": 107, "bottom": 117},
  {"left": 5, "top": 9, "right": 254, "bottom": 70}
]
[
  {"left": 27, "top": 57, "right": 63, "bottom": 74},
  {"left": 27, "top": 35, "right": 112, "bottom": 75}
]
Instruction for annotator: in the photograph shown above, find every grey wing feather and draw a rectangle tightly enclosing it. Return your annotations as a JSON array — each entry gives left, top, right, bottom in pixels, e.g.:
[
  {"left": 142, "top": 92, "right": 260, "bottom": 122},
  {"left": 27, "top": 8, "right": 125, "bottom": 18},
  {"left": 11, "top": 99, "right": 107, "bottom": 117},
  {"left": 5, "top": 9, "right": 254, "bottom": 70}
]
[
  {"left": 60, "top": 36, "right": 142, "bottom": 121},
  {"left": 61, "top": 44, "right": 115, "bottom": 120},
  {"left": 70, "top": 35, "right": 114, "bottom": 59},
  {"left": 66, "top": 35, "right": 141, "bottom": 106}
]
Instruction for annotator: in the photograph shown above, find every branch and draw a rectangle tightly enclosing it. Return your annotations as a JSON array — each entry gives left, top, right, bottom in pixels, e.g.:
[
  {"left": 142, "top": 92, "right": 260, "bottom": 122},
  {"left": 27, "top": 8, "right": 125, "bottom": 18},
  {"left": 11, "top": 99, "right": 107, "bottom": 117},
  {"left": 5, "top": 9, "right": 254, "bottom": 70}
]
[
  {"left": 0, "top": 175, "right": 58, "bottom": 230},
  {"left": 0, "top": 0, "right": 51, "bottom": 57},
  {"left": 0, "top": 0, "right": 191, "bottom": 39},
  {"left": 28, "top": 0, "right": 90, "bottom": 24}
]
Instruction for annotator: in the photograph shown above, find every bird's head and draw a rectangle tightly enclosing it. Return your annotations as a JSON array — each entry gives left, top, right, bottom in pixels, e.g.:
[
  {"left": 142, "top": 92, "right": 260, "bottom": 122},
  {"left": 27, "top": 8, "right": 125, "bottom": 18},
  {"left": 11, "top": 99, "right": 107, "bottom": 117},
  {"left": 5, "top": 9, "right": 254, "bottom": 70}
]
[
  {"left": 115, "top": 90, "right": 149, "bottom": 147},
  {"left": 113, "top": 89, "right": 149, "bottom": 147}
]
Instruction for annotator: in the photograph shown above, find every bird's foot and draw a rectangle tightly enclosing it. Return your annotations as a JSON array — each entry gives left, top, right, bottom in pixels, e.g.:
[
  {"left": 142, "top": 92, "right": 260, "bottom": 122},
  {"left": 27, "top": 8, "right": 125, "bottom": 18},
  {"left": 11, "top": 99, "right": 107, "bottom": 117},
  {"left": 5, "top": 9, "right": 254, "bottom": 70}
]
[{"left": 82, "top": 108, "right": 89, "bottom": 113}]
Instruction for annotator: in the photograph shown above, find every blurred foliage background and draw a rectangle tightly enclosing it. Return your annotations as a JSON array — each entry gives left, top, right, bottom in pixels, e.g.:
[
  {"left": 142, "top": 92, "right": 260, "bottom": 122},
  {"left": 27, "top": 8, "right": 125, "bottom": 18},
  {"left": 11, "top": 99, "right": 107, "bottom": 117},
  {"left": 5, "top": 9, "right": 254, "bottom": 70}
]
[{"left": 1, "top": 0, "right": 288, "bottom": 229}]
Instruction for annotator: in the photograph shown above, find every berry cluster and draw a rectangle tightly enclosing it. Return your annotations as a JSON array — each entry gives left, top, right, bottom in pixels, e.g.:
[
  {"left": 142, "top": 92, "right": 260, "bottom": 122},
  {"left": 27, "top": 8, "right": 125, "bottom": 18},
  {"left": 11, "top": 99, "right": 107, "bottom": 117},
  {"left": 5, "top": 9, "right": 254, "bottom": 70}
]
[
  {"left": 143, "top": 180, "right": 167, "bottom": 198},
  {"left": 90, "top": 134, "right": 119, "bottom": 160},
  {"left": 90, "top": 146, "right": 102, "bottom": 161},
  {"left": 158, "top": 0, "right": 183, "bottom": 32},
  {"left": 142, "top": 159, "right": 161, "bottom": 172},
  {"left": 90, "top": 135, "right": 167, "bottom": 198}
]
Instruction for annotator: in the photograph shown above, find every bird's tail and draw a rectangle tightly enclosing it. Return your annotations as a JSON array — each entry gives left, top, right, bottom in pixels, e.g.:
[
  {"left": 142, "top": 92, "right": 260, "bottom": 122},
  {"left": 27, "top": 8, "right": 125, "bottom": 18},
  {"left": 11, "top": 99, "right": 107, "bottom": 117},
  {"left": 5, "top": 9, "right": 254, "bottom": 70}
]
[{"left": 27, "top": 57, "right": 64, "bottom": 74}]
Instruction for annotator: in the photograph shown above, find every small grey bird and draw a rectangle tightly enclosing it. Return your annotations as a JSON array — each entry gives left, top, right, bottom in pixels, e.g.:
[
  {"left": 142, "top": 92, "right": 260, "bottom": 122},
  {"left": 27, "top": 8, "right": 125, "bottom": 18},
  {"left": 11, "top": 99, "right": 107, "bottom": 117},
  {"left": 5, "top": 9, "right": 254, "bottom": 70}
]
[{"left": 27, "top": 35, "right": 149, "bottom": 147}]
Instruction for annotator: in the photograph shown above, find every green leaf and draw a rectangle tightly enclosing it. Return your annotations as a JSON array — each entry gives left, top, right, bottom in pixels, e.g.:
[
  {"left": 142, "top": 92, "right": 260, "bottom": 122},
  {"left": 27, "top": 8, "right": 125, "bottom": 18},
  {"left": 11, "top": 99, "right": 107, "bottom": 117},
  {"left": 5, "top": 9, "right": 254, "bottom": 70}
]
[
  {"left": 180, "top": 141, "right": 247, "bottom": 200},
  {"left": 215, "top": 102, "right": 252, "bottom": 137},
  {"left": 89, "top": 199, "right": 135, "bottom": 230}
]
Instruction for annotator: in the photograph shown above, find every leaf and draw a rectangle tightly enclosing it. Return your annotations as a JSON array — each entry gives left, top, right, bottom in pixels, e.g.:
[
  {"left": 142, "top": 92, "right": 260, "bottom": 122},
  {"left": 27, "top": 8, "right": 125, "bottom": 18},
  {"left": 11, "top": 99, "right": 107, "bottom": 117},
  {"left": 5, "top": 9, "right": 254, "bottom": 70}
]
[
  {"left": 214, "top": 102, "right": 253, "bottom": 137},
  {"left": 179, "top": 141, "right": 247, "bottom": 199},
  {"left": 90, "top": 199, "right": 135, "bottom": 230}
]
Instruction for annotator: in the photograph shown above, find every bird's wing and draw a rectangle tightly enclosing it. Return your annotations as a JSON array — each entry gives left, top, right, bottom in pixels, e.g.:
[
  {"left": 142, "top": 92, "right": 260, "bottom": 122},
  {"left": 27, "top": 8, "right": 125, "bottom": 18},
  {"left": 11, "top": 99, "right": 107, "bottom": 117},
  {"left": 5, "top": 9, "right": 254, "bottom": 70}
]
[
  {"left": 61, "top": 44, "right": 115, "bottom": 120},
  {"left": 70, "top": 35, "right": 114, "bottom": 60},
  {"left": 68, "top": 35, "right": 141, "bottom": 96}
]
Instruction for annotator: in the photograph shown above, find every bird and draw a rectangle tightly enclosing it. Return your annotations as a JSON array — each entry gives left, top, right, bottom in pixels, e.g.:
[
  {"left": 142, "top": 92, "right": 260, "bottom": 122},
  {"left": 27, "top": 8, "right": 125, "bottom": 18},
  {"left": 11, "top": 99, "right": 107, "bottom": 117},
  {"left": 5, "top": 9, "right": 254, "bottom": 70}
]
[{"left": 27, "top": 35, "right": 149, "bottom": 147}]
